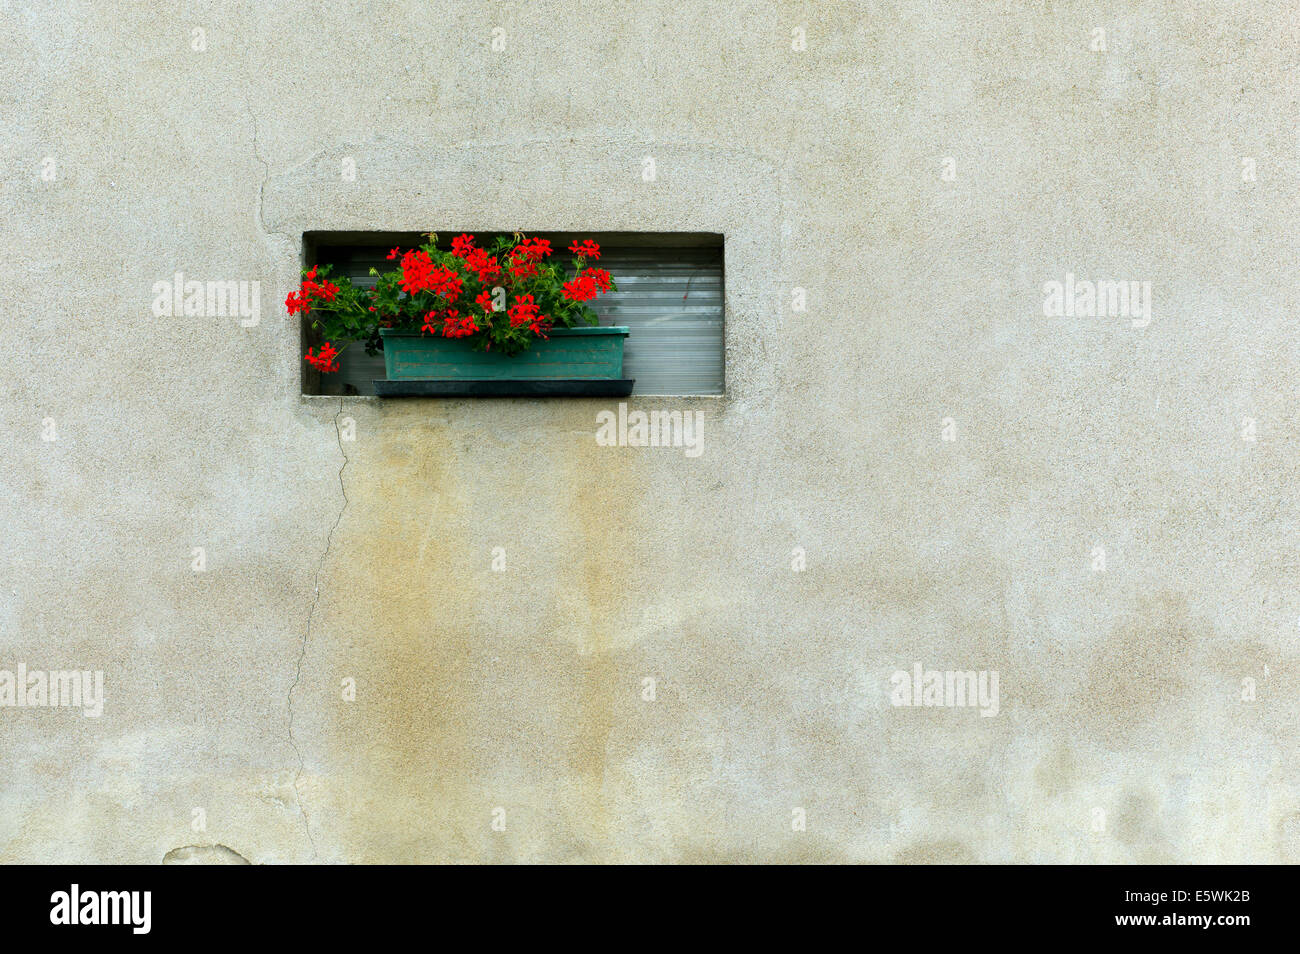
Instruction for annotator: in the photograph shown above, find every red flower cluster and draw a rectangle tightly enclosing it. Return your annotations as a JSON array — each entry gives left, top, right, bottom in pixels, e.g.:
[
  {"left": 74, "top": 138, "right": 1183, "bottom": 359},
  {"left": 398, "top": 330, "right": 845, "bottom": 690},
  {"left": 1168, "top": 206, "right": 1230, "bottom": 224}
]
[
  {"left": 507, "top": 294, "right": 549, "bottom": 335},
  {"left": 442, "top": 311, "right": 479, "bottom": 338},
  {"left": 399, "top": 250, "right": 464, "bottom": 300},
  {"left": 507, "top": 255, "right": 537, "bottom": 280},
  {"left": 289, "top": 235, "right": 613, "bottom": 371},
  {"left": 427, "top": 267, "right": 463, "bottom": 299},
  {"left": 561, "top": 267, "right": 613, "bottom": 303},
  {"left": 303, "top": 342, "right": 340, "bottom": 373},
  {"left": 464, "top": 248, "right": 501, "bottom": 283},
  {"left": 507, "top": 237, "right": 552, "bottom": 279},
  {"left": 420, "top": 307, "right": 479, "bottom": 338},
  {"left": 398, "top": 250, "right": 433, "bottom": 292},
  {"left": 507, "top": 293, "right": 539, "bottom": 328},
  {"left": 517, "top": 237, "right": 551, "bottom": 259},
  {"left": 285, "top": 266, "right": 339, "bottom": 316}
]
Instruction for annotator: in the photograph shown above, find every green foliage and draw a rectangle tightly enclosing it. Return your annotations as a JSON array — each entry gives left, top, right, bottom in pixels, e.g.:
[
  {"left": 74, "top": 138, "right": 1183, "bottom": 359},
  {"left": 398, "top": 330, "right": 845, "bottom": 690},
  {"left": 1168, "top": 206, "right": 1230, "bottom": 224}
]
[{"left": 288, "top": 234, "right": 617, "bottom": 369}]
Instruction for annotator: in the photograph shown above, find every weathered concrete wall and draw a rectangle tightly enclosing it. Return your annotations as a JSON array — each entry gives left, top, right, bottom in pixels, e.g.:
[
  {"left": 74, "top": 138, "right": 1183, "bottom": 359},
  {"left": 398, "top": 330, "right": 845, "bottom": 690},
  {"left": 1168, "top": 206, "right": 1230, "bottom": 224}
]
[{"left": 3, "top": 0, "right": 1299, "bottom": 863}]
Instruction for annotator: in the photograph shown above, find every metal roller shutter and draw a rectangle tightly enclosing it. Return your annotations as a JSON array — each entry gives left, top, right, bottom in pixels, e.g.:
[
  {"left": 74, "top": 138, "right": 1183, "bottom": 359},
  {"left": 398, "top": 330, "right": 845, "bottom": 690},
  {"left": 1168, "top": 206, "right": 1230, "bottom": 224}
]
[{"left": 596, "top": 244, "right": 724, "bottom": 396}]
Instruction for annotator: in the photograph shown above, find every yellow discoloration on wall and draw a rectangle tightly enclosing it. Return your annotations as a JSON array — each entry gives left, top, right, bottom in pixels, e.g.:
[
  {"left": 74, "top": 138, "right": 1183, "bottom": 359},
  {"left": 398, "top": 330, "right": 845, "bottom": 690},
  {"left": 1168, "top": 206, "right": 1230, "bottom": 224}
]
[
  {"left": 292, "top": 403, "right": 666, "bottom": 861},
  {"left": 1075, "top": 592, "right": 1203, "bottom": 737}
]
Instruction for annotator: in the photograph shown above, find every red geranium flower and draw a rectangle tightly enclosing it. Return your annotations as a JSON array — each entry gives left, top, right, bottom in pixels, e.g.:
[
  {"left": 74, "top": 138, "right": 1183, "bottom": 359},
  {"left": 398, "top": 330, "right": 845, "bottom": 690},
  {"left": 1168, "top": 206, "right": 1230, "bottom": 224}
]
[
  {"left": 304, "top": 342, "right": 340, "bottom": 373},
  {"left": 507, "top": 248, "right": 539, "bottom": 279},
  {"left": 465, "top": 248, "right": 501, "bottom": 283},
  {"left": 399, "top": 252, "right": 463, "bottom": 300},
  {"left": 560, "top": 267, "right": 613, "bottom": 302},
  {"left": 561, "top": 274, "right": 597, "bottom": 302},
  {"left": 442, "top": 311, "right": 479, "bottom": 338},
  {"left": 507, "top": 237, "right": 553, "bottom": 279},
  {"left": 428, "top": 267, "right": 463, "bottom": 300},
  {"left": 517, "top": 237, "right": 551, "bottom": 259},
  {"left": 399, "top": 249, "right": 434, "bottom": 293},
  {"left": 568, "top": 240, "right": 600, "bottom": 260},
  {"left": 507, "top": 293, "right": 541, "bottom": 328},
  {"left": 286, "top": 269, "right": 339, "bottom": 316}
]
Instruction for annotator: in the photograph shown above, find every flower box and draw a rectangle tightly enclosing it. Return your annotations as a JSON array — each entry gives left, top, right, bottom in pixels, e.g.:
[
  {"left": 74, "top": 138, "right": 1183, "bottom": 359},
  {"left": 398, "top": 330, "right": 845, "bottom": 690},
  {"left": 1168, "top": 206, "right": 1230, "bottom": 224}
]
[
  {"left": 290, "top": 233, "right": 627, "bottom": 397},
  {"left": 373, "top": 326, "right": 634, "bottom": 397}
]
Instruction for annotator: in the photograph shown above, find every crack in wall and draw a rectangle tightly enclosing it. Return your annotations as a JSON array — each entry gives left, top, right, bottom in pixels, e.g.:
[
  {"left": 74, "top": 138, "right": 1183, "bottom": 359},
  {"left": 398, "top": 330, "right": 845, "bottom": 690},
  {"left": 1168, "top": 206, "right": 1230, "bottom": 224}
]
[
  {"left": 241, "top": 37, "right": 293, "bottom": 249},
  {"left": 287, "top": 397, "right": 349, "bottom": 860},
  {"left": 240, "top": 59, "right": 338, "bottom": 858},
  {"left": 247, "top": 111, "right": 294, "bottom": 247}
]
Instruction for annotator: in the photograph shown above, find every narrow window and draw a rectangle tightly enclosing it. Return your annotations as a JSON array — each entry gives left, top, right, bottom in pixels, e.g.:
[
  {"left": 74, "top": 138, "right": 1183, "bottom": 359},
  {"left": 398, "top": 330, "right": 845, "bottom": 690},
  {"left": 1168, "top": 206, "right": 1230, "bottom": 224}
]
[{"left": 302, "top": 232, "right": 724, "bottom": 396}]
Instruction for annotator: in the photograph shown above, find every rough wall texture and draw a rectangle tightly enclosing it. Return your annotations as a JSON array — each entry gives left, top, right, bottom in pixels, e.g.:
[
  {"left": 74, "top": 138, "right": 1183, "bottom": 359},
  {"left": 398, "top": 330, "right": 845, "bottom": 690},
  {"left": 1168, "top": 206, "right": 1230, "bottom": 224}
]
[{"left": 3, "top": 0, "right": 1298, "bottom": 863}]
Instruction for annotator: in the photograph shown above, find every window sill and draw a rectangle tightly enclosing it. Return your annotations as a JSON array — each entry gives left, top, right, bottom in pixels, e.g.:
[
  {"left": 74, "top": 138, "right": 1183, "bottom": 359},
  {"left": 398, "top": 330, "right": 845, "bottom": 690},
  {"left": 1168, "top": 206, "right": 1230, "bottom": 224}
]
[{"left": 371, "top": 378, "right": 636, "bottom": 398}]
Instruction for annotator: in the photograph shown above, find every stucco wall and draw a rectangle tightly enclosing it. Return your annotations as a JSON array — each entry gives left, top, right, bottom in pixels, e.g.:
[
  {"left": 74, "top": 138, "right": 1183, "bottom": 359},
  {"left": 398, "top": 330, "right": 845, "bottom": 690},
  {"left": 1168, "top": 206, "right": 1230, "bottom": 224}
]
[{"left": 3, "top": 0, "right": 1299, "bottom": 863}]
